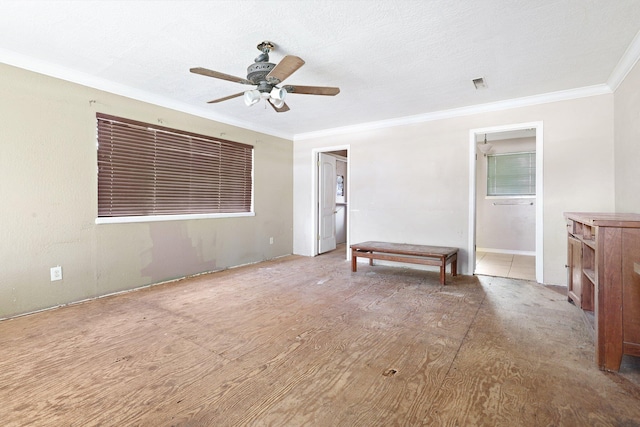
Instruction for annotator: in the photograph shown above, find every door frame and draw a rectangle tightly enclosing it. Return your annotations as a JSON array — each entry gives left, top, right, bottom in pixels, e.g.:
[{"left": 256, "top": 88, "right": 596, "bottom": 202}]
[
  {"left": 318, "top": 152, "right": 338, "bottom": 254},
  {"left": 468, "top": 121, "right": 544, "bottom": 282},
  {"left": 312, "top": 145, "right": 350, "bottom": 258}
]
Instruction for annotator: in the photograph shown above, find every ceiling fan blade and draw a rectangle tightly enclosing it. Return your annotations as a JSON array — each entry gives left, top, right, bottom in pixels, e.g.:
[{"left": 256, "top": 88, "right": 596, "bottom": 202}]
[
  {"left": 282, "top": 85, "right": 340, "bottom": 96},
  {"left": 190, "top": 67, "right": 252, "bottom": 85},
  {"left": 266, "top": 55, "right": 305, "bottom": 84},
  {"left": 269, "top": 100, "right": 290, "bottom": 113},
  {"left": 207, "top": 92, "right": 244, "bottom": 104}
]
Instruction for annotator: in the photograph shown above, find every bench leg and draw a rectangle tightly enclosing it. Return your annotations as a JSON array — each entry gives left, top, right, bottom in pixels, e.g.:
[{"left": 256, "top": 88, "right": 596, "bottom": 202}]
[
  {"left": 440, "top": 265, "right": 446, "bottom": 285},
  {"left": 351, "top": 254, "right": 357, "bottom": 272},
  {"left": 451, "top": 258, "right": 457, "bottom": 276}
]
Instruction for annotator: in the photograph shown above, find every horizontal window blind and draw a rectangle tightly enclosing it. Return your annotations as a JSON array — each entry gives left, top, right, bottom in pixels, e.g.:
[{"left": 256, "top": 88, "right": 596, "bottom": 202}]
[
  {"left": 97, "top": 113, "right": 253, "bottom": 218},
  {"left": 487, "top": 152, "right": 536, "bottom": 196}
]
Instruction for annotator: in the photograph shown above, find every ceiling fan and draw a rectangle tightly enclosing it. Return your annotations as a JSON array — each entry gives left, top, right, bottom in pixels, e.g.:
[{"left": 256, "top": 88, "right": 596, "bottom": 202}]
[{"left": 190, "top": 41, "right": 340, "bottom": 113}]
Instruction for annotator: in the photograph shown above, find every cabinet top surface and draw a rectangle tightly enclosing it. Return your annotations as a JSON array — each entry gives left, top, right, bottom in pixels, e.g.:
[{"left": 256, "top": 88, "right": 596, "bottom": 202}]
[{"left": 564, "top": 212, "right": 640, "bottom": 227}]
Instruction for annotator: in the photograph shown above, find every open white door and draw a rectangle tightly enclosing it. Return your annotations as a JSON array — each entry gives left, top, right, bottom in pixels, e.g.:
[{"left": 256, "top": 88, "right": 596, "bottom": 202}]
[{"left": 319, "top": 153, "right": 337, "bottom": 254}]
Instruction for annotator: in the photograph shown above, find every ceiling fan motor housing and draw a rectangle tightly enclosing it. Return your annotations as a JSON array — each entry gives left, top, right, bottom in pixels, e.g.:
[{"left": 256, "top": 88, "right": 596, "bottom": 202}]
[
  {"left": 247, "top": 62, "right": 275, "bottom": 86},
  {"left": 255, "top": 80, "right": 275, "bottom": 94}
]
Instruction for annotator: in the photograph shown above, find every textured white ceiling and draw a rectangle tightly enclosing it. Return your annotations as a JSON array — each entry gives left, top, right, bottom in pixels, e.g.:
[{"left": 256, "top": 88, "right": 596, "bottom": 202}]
[{"left": 1, "top": 0, "right": 639, "bottom": 139}]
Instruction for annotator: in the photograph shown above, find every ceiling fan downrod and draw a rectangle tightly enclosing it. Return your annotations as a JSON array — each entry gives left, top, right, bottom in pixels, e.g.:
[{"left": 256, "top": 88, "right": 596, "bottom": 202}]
[{"left": 255, "top": 41, "right": 274, "bottom": 62}]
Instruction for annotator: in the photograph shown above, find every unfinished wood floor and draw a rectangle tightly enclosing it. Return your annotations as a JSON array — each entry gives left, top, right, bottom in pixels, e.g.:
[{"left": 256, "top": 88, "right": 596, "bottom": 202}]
[{"left": 1, "top": 249, "right": 640, "bottom": 426}]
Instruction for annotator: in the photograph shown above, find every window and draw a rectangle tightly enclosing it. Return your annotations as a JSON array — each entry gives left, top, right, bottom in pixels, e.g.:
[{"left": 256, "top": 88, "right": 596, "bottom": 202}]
[
  {"left": 487, "top": 152, "right": 535, "bottom": 196},
  {"left": 97, "top": 113, "right": 253, "bottom": 220}
]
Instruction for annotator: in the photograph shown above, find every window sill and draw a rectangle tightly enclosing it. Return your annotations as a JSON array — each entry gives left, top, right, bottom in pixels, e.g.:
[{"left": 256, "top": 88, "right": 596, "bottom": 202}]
[
  {"left": 95, "top": 212, "right": 255, "bottom": 224},
  {"left": 485, "top": 195, "right": 536, "bottom": 200}
]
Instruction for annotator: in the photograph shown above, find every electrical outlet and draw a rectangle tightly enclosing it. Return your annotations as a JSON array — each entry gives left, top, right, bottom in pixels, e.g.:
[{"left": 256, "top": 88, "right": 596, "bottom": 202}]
[
  {"left": 269, "top": 237, "right": 274, "bottom": 245},
  {"left": 50, "top": 266, "right": 62, "bottom": 281}
]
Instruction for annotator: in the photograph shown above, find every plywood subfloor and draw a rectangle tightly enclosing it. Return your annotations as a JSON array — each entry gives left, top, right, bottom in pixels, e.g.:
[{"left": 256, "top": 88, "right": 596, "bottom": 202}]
[{"left": 1, "top": 249, "right": 639, "bottom": 426}]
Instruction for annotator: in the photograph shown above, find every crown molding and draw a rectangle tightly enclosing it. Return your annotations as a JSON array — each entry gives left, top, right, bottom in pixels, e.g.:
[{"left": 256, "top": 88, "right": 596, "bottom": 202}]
[
  {"left": 294, "top": 84, "right": 611, "bottom": 141},
  {"left": 2, "top": 45, "right": 622, "bottom": 143},
  {"left": 607, "top": 29, "right": 640, "bottom": 91},
  {"left": 0, "top": 47, "right": 293, "bottom": 140}
]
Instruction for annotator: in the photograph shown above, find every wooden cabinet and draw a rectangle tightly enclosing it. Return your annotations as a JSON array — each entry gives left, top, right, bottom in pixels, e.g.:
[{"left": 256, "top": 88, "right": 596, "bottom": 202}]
[{"left": 564, "top": 212, "right": 640, "bottom": 371}]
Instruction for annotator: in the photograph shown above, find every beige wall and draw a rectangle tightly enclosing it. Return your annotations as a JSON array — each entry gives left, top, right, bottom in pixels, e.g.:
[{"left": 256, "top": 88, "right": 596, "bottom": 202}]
[
  {"left": 614, "top": 58, "right": 640, "bottom": 211},
  {"left": 293, "top": 95, "right": 615, "bottom": 285},
  {"left": 0, "top": 64, "right": 293, "bottom": 319}
]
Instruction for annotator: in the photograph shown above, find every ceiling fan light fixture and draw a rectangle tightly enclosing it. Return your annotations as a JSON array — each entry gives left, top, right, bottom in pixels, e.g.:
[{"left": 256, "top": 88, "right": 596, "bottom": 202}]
[
  {"left": 477, "top": 134, "right": 493, "bottom": 156},
  {"left": 243, "top": 89, "right": 261, "bottom": 106},
  {"left": 270, "top": 97, "right": 285, "bottom": 109},
  {"left": 478, "top": 143, "right": 493, "bottom": 154},
  {"left": 270, "top": 87, "right": 287, "bottom": 101}
]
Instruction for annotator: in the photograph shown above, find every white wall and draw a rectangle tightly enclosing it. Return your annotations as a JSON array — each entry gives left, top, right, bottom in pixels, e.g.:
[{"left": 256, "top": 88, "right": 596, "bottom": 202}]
[
  {"left": 293, "top": 95, "right": 615, "bottom": 285},
  {"left": 476, "top": 137, "right": 536, "bottom": 253},
  {"left": 614, "top": 57, "right": 640, "bottom": 211}
]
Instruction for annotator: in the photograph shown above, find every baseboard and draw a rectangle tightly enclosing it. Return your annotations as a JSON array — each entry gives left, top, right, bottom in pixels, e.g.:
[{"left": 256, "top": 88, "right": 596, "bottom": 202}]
[{"left": 476, "top": 247, "right": 536, "bottom": 256}]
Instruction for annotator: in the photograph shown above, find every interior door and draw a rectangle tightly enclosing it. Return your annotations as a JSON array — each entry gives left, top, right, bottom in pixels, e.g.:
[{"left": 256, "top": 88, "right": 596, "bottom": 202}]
[{"left": 319, "top": 153, "right": 337, "bottom": 254}]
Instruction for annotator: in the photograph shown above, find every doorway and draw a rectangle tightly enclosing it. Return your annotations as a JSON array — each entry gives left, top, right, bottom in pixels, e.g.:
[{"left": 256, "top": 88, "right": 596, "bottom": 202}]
[
  {"left": 468, "top": 122, "right": 543, "bottom": 283},
  {"left": 314, "top": 148, "right": 349, "bottom": 258}
]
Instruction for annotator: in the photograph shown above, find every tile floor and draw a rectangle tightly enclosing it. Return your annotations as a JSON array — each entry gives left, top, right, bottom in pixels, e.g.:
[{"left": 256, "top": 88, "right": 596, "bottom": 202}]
[{"left": 475, "top": 251, "right": 536, "bottom": 281}]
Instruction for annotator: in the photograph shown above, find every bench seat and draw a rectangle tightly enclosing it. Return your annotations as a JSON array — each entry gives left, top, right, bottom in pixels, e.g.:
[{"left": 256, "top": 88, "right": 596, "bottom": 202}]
[{"left": 350, "top": 241, "right": 458, "bottom": 285}]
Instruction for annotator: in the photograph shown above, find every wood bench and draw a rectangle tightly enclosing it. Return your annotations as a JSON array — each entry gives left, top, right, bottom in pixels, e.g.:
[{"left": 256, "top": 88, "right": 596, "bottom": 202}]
[{"left": 350, "top": 241, "right": 458, "bottom": 285}]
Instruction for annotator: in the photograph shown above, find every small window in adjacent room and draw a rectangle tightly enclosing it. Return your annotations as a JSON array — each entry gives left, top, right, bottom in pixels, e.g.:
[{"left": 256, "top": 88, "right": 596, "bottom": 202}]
[
  {"left": 96, "top": 113, "right": 253, "bottom": 221},
  {"left": 487, "top": 152, "right": 536, "bottom": 197}
]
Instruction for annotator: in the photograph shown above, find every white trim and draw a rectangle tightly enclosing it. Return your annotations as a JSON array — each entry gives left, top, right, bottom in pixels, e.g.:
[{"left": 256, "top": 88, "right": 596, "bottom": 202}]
[
  {"left": 295, "top": 86, "right": 607, "bottom": 141},
  {"left": 96, "top": 212, "right": 255, "bottom": 225},
  {"left": 468, "top": 132, "right": 477, "bottom": 275},
  {"left": 477, "top": 248, "right": 536, "bottom": 256},
  {"left": 535, "top": 122, "right": 544, "bottom": 283},
  {"left": 3, "top": 45, "right": 617, "bottom": 142},
  {"left": 468, "top": 121, "right": 544, "bottom": 283},
  {"left": 485, "top": 195, "right": 535, "bottom": 200},
  {"left": 607, "top": 29, "right": 640, "bottom": 91},
  {"left": 311, "top": 145, "right": 350, "bottom": 259}
]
